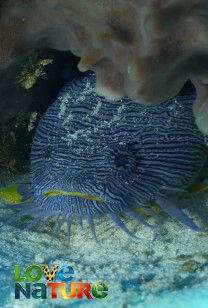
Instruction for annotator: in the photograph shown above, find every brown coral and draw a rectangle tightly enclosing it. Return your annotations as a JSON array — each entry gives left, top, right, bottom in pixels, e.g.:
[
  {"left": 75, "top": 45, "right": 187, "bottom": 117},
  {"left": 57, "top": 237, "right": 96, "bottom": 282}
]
[{"left": 0, "top": 0, "right": 208, "bottom": 132}]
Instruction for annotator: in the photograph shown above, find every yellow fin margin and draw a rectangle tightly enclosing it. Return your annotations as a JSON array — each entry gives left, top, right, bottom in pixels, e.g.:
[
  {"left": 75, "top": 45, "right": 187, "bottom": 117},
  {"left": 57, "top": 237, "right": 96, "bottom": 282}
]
[
  {"left": 0, "top": 184, "right": 32, "bottom": 204},
  {"left": 43, "top": 190, "right": 104, "bottom": 202}
]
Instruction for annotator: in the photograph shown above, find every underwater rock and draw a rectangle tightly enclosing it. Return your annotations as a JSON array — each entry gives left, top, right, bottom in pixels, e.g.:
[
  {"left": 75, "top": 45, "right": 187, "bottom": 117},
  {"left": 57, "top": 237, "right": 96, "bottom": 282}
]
[
  {"left": 0, "top": 49, "right": 80, "bottom": 122},
  {"left": 1, "top": 73, "right": 208, "bottom": 243},
  {"left": 1, "top": 1, "right": 208, "bottom": 132},
  {"left": 0, "top": 112, "right": 38, "bottom": 172}
]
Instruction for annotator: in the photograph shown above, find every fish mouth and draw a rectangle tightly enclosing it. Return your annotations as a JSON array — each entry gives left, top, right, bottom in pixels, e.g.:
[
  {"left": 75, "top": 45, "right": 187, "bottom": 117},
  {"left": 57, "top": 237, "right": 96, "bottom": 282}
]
[{"left": 43, "top": 190, "right": 105, "bottom": 202}]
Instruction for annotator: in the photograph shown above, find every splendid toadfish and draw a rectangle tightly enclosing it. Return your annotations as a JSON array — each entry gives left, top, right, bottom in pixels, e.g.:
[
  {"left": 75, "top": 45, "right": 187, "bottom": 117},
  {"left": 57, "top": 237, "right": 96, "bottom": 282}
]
[{"left": 1, "top": 74, "right": 208, "bottom": 243}]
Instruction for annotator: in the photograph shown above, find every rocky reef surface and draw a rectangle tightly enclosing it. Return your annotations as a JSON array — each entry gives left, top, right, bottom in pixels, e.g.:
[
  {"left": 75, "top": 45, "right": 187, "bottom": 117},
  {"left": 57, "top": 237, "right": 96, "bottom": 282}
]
[{"left": 1, "top": 1, "right": 208, "bottom": 134}]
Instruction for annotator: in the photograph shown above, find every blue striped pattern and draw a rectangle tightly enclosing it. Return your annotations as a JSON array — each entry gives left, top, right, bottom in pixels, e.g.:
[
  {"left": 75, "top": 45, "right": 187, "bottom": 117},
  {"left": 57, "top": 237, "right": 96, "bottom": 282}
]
[{"left": 3, "top": 74, "right": 208, "bottom": 242}]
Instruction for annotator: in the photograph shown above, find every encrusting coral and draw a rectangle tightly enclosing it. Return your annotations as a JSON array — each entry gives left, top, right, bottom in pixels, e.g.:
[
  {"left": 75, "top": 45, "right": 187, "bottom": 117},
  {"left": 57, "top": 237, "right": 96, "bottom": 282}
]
[
  {"left": 0, "top": 0, "right": 208, "bottom": 133},
  {"left": 16, "top": 52, "right": 53, "bottom": 90}
]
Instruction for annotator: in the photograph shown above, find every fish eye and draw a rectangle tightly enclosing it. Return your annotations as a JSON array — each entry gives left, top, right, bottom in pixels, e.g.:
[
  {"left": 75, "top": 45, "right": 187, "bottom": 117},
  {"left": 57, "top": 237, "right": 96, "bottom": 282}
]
[
  {"left": 114, "top": 153, "right": 129, "bottom": 169},
  {"left": 113, "top": 144, "right": 136, "bottom": 171},
  {"left": 45, "top": 146, "right": 53, "bottom": 160}
]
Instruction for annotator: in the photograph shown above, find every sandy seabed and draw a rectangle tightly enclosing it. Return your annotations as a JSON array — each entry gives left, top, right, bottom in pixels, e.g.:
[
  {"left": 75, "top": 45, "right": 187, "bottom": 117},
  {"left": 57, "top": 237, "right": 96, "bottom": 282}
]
[{"left": 0, "top": 171, "right": 208, "bottom": 308}]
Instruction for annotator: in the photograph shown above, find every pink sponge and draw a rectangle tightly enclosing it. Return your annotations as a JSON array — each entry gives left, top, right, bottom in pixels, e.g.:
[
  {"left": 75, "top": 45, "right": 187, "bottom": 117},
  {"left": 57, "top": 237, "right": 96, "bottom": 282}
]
[{"left": 1, "top": 0, "right": 208, "bottom": 132}]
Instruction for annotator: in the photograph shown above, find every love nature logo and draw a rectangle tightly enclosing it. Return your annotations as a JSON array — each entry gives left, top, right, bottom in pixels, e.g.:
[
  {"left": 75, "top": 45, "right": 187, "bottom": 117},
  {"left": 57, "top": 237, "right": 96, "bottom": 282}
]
[{"left": 15, "top": 265, "right": 108, "bottom": 300}]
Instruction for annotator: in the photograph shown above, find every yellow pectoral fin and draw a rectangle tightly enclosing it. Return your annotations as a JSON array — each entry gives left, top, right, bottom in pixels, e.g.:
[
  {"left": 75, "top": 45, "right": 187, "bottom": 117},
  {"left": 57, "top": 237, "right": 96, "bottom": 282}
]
[
  {"left": 134, "top": 208, "right": 146, "bottom": 213},
  {"left": 0, "top": 184, "right": 32, "bottom": 204},
  {"left": 43, "top": 190, "right": 104, "bottom": 202},
  {"left": 134, "top": 204, "right": 161, "bottom": 215}
]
